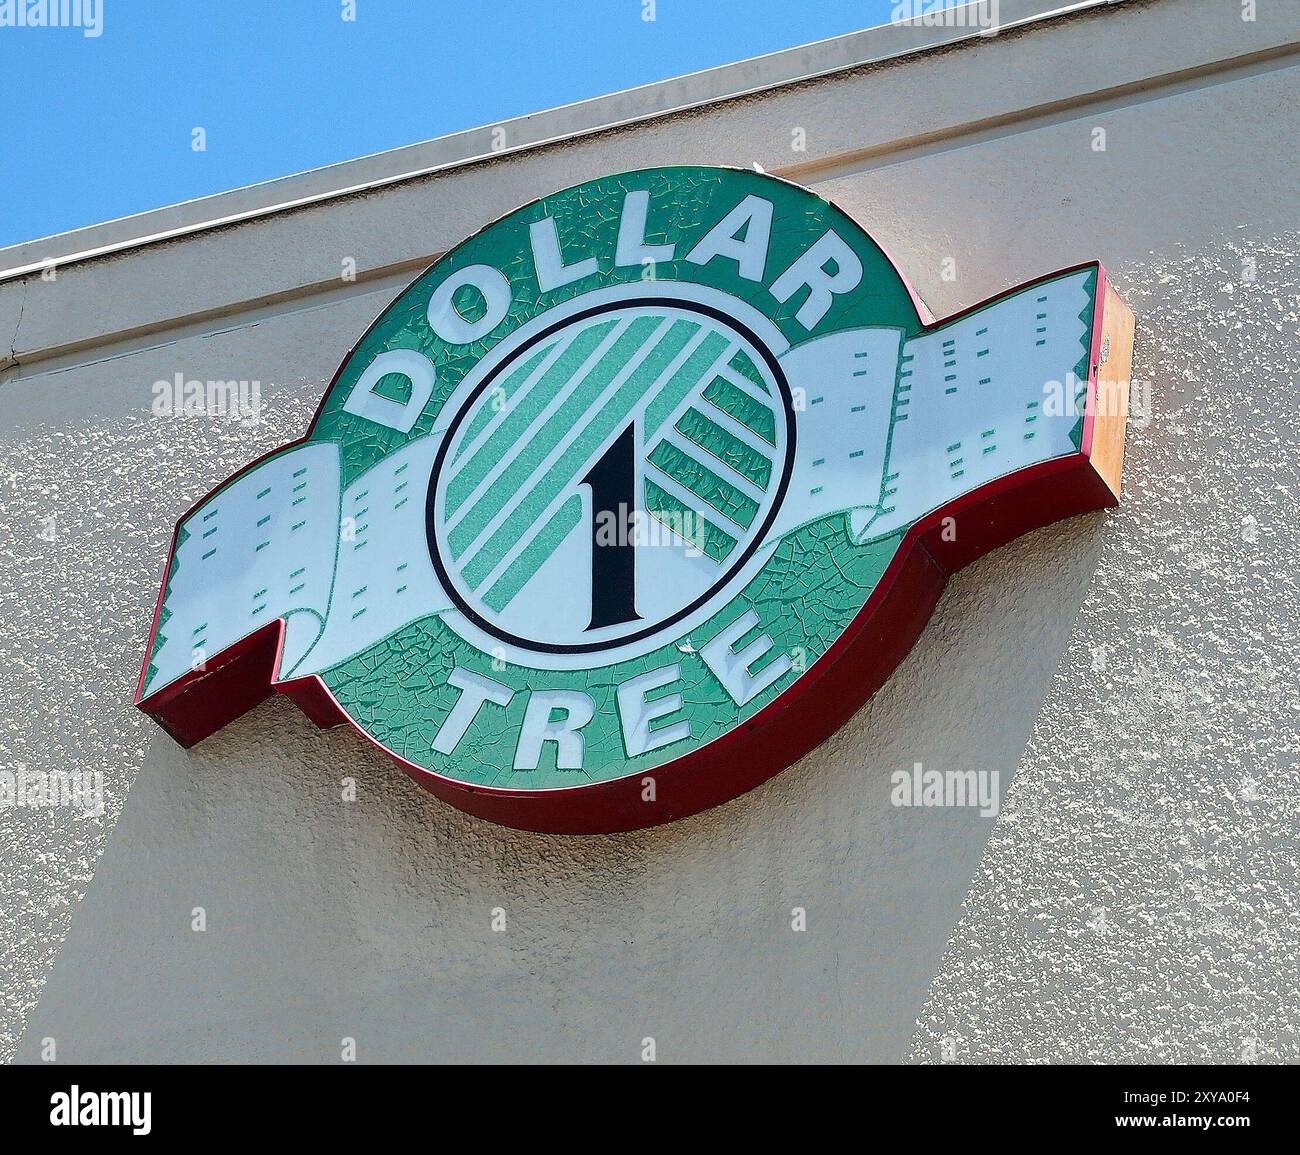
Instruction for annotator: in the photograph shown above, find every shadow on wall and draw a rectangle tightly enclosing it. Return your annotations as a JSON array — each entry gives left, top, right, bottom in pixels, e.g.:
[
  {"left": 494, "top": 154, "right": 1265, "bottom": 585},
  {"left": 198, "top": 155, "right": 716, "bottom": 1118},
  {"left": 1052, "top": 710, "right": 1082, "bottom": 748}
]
[
  {"left": 16, "top": 507, "right": 1109, "bottom": 1063},
  {"left": 911, "top": 233, "right": 1300, "bottom": 1064}
]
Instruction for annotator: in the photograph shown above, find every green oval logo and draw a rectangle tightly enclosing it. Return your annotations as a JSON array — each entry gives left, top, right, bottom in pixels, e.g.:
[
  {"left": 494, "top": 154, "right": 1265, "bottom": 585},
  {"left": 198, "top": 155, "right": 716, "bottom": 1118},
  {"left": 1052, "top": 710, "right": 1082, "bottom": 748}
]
[{"left": 139, "top": 165, "right": 1111, "bottom": 831}]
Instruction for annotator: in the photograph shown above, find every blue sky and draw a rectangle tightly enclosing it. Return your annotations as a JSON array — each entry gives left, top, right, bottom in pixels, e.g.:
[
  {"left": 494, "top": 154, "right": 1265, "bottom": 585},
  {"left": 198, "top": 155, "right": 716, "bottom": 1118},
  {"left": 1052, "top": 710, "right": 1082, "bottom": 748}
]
[{"left": 0, "top": 0, "right": 955, "bottom": 248}]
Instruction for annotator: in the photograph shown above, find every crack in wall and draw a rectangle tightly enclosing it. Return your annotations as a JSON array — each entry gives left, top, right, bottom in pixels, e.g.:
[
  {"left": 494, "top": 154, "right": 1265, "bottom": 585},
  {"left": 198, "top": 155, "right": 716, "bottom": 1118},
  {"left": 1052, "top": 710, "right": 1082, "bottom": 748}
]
[{"left": 2, "top": 277, "right": 28, "bottom": 374}]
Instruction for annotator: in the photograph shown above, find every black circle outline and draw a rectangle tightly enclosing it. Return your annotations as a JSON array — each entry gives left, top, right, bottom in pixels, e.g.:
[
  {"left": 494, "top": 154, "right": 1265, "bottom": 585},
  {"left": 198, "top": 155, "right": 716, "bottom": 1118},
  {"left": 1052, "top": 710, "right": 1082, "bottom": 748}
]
[{"left": 425, "top": 298, "right": 797, "bottom": 655}]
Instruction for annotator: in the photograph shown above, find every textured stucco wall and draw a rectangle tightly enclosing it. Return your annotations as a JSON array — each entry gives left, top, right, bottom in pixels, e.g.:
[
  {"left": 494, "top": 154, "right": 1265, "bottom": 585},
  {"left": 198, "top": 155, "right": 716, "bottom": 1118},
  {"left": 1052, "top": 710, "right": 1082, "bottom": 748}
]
[
  {"left": 912, "top": 236, "right": 1300, "bottom": 1063},
  {"left": 3, "top": 0, "right": 1298, "bottom": 1062}
]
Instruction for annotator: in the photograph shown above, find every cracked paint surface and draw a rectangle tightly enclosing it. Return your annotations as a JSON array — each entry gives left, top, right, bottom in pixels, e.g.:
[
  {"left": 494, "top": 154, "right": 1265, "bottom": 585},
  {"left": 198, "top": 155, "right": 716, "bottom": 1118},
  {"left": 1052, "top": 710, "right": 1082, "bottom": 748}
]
[
  {"left": 309, "top": 166, "right": 919, "bottom": 490},
  {"left": 141, "top": 167, "right": 929, "bottom": 790},
  {"left": 138, "top": 167, "right": 1099, "bottom": 797},
  {"left": 324, "top": 518, "right": 899, "bottom": 789}
]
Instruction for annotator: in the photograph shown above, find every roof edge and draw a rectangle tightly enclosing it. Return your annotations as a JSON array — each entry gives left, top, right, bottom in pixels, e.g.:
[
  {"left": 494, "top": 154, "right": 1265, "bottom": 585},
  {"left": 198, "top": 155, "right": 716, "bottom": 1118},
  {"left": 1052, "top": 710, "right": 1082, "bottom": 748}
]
[{"left": 0, "top": 0, "right": 1116, "bottom": 281}]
